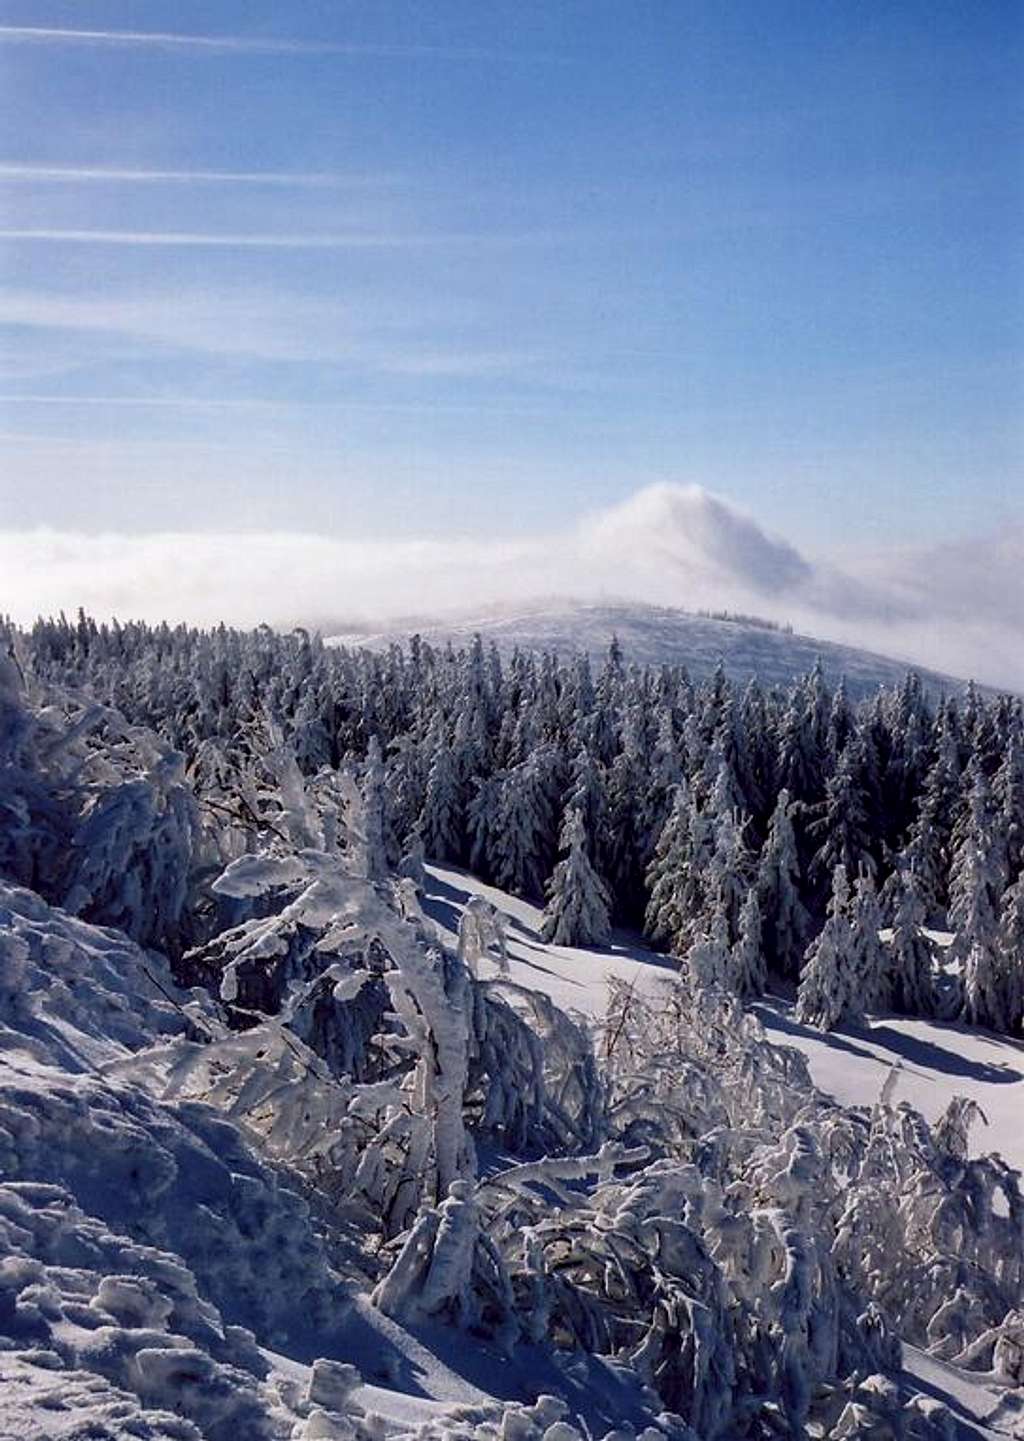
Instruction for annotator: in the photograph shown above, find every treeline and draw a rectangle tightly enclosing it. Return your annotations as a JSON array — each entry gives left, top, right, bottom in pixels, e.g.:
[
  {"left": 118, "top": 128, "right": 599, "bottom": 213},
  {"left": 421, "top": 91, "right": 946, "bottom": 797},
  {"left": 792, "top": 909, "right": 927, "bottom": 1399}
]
[{"left": 13, "top": 610, "right": 1024, "bottom": 1033}]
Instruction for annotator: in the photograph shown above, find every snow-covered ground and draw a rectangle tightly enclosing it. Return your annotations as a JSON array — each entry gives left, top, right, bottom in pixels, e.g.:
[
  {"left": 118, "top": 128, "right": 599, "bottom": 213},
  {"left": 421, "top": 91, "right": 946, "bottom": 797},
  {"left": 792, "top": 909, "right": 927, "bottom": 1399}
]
[
  {"left": 0, "top": 879, "right": 670, "bottom": 1439},
  {"left": 424, "top": 862, "right": 1024, "bottom": 1439},
  {"left": 3, "top": 860, "right": 1022, "bottom": 1438},
  {"left": 329, "top": 598, "right": 980, "bottom": 698},
  {"left": 424, "top": 864, "right": 1024, "bottom": 1180}
]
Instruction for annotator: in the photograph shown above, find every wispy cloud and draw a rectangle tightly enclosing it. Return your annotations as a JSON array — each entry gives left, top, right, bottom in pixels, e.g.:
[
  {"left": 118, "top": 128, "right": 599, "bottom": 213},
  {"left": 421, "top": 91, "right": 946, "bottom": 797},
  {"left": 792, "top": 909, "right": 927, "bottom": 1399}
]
[
  {"left": 0, "top": 395, "right": 549, "bottom": 416},
  {"left": 0, "top": 163, "right": 396, "bottom": 188},
  {"left": 0, "top": 283, "right": 542, "bottom": 379},
  {"left": 0, "top": 25, "right": 545, "bottom": 62},
  {"left": 0, "top": 228, "right": 557, "bottom": 249},
  {"left": 0, "top": 484, "right": 1020, "bottom": 689}
]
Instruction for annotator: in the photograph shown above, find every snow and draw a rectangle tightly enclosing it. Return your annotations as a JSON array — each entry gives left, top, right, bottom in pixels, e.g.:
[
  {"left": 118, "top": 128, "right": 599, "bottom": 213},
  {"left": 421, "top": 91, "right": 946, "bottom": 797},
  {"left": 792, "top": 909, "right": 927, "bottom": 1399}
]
[
  {"left": 2, "top": 856, "right": 1023, "bottom": 1438},
  {"left": 327, "top": 598, "right": 980, "bottom": 699},
  {"left": 0, "top": 873, "right": 680, "bottom": 1439},
  {"left": 754, "top": 998, "right": 1024, "bottom": 1181},
  {"left": 423, "top": 863, "right": 676, "bottom": 1022},
  {"left": 421, "top": 862, "right": 1024, "bottom": 1438},
  {"left": 903, "top": 1345, "right": 1012, "bottom": 1440},
  {"left": 422, "top": 864, "right": 1024, "bottom": 1179}
]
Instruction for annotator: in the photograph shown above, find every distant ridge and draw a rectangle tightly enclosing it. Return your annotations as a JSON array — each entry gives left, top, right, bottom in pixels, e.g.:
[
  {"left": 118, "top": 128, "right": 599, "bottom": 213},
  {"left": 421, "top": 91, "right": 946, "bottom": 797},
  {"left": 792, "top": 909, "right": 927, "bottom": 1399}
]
[{"left": 327, "top": 598, "right": 982, "bottom": 699}]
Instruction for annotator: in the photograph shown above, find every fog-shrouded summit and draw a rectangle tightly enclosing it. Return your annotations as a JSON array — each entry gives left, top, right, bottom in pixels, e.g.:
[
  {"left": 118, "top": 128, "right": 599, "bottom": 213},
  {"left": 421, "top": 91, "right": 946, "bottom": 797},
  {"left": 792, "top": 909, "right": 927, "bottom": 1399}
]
[
  {"left": 327, "top": 597, "right": 996, "bottom": 700},
  {"left": 3, "top": 483, "right": 1022, "bottom": 691}
]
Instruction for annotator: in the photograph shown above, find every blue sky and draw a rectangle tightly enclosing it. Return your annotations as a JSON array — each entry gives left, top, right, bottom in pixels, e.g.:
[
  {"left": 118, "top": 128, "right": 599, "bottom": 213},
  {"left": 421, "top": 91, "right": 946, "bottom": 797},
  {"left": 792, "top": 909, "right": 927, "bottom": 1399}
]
[{"left": 0, "top": 2, "right": 1021, "bottom": 666}]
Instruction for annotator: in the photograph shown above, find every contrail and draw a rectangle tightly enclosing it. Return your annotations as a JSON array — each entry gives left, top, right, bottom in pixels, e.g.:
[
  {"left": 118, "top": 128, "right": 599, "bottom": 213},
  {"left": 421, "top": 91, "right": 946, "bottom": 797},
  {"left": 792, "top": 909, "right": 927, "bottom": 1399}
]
[
  {"left": 0, "top": 164, "right": 394, "bottom": 188},
  {"left": 0, "top": 228, "right": 558, "bottom": 249},
  {"left": 0, "top": 395, "right": 552, "bottom": 416},
  {"left": 0, "top": 25, "right": 528, "bottom": 61}
]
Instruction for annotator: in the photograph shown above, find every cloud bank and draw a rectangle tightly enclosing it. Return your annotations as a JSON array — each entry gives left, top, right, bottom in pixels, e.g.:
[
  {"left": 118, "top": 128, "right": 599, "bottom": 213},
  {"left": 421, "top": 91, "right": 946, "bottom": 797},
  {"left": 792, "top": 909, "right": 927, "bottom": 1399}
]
[{"left": 1, "top": 483, "right": 1020, "bottom": 690}]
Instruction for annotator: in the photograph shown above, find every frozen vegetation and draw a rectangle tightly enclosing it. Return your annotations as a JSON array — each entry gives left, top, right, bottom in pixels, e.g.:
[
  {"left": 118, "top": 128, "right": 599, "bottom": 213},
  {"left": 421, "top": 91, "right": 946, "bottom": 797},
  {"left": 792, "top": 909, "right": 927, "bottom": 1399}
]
[{"left": 1, "top": 611, "right": 1023, "bottom": 1438}]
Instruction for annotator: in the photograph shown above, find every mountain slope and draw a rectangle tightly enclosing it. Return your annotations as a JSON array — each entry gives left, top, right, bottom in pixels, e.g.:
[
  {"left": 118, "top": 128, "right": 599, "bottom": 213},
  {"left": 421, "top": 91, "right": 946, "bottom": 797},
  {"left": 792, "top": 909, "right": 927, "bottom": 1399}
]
[{"left": 328, "top": 599, "right": 979, "bottom": 698}]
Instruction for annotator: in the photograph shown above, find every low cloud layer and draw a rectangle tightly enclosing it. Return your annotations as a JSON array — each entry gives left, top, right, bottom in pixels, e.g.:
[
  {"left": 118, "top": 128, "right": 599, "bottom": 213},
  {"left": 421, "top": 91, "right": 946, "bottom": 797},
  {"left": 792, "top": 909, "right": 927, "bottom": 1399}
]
[{"left": 1, "top": 483, "right": 1021, "bottom": 690}]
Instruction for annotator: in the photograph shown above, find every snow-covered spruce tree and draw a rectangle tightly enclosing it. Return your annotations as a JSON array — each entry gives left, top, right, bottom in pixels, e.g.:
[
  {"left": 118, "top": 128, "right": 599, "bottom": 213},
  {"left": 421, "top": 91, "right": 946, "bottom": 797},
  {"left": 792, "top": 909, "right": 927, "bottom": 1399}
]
[
  {"left": 643, "top": 703, "right": 682, "bottom": 840},
  {"left": 0, "top": 642, "right": 70, "bottom": 893},
  {"left": 776, "top": 677, "right": 825, "bottom": 805},
  {"left": 359, "top": 734, "right": 390, "bottom": 880},
  {"left": 601, "top": 723, "right": 648, "bottom": 920},
  {"left": 756, "top": 787, "right": 811, "bottom": 979},
  {"left": 704, "top": 794, "right": 754, "bottom": 945},
  {"left": 563, "top": 745, "right": 609, "bottom": 864},
  {"left": 491, "top": 749, "right": 558, "bottom": 900},
  {"left": 725, "top": 885, "right": 766, "bottom": 997},
  {"left": 796, "top": 864, "right": 862, "bottom": 1031},
  {"left": 420, "top": 728, "right": 464, "bottom": 864},
  {"left": 994, "top": 723, "right": 1024, "bottom": 883},
  {"left": 964, "top": 943, "right": 1011, "bottom": 1037},
  {"left": 643, "top": 778, "right": 715, "bottom": 955},
  {"left": 466, "top": 771, "right": 502, "bottom": 878},
  {"left": 699, "top": 717, "right": 746, "bottom": 815},
  {"left": 888, "top": 864, "right": 937, "bottom": 1017},
  {"left": 950, "top": 766, "right": 1010, "bottom": 1028},
  {"left": 896, "top": 752, "right": 958, "bottom": 923},
  {"left": 882, "top": 671, "right": 934, "bottom": 843},
  {"left": 809, "top": 737, "right": 877, "bottom": 901},
  {"left": 540, "top": 806, "right": 612, "bottom": 947},
  {"left": 683, "top": 906, "right": 732, "bottom": 988},
  {"left": 996, "top": 871, "right": 1024, "bottom": 1035},
  {"left": 642, "top": 781, "right": 691, "bottom": 950},
  {"left": 826, "top": 673, "right": 855, "bottom": 764},
  {"left": 850, "top": 870, "right": 892, "bottom": 1014}
]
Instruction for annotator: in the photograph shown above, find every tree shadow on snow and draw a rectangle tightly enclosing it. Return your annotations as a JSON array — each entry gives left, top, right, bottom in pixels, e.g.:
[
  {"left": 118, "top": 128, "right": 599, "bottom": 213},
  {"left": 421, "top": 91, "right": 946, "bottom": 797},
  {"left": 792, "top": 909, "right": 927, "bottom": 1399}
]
[
  {"left": 866, "top": 1023, "right": 1021, "bottom": 1086},
  {"left": 755, "top": 998, "right": 1022, "bottom": 1087},
  {"left": 422, "top": 869, "right": 544, "bottom": 943},
  {"left": 604, "top": 933, "right": 678, "bottom": 974},
  {"left": 509, "top": 938, "right": 586, "bottom": 987},
  {"left": 753, "top": 999, "right": 882, "bottom": 1066},
  {"left": 419, "top": 892, "right": 463, "bottom": 938},
  {"left": 899, "top": 1356, "right": 997, "bottom": 1438}
]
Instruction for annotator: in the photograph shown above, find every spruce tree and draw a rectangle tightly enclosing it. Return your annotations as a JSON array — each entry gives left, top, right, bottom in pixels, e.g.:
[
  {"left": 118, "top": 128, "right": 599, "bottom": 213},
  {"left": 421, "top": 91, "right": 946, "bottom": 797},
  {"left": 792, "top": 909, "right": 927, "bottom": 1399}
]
[
  {"left": 850, "top": 871, "right": 891, "bottom": 1013},
  {"left": 565, "top": 747, "right": 609, "bottom": 864},
  {"left": 361, "top": 736, "right": 390, "bottom": 881},
  {"left": 727, "top": 887, "right": 766, "bottom": 998},
  {"left": 796, "top": 865, "right": 861, "bottom": 1032},
  {"left": 644, "top": 781, "right": 713, "bottom": 955},
  {"left": 420, "top": 734, "right": 463, "bottom": 864},
  {"left": 685, "top": 907, "right": 731, "bottom": 989},
  {"left": 706, "top": 801, "right": 753, "bottom": 945},
  {"left": 757, "top": 789, "right": 811, "bottom": 979},
  {"left": 994, "top": 727, "right": 1024, "bottom": 882},
  {"left": 644, "top": 783, "right": 692, "bottom": 950},
  {"left": 949, "top": 766, "right": 1005, "bottom": 967},
  {"left": 887, "top": 865, "right": 936, "bottom": 1016},
  {"left": 491, "top": 752, "right": 557, "bottom": 900},
  {"left": 951, "top": 771, "right": 1010, "bottom": 1030},
  {"left": 882, "top": 780, "right": 948, "bottom": 928},
  {"left": 467, "top": 773, "right": 502, "bottom": 879},
  {"left": 809, "top": 739, "right": 876, "bottom": 896},
  {"left": 540, "top": 807, "right": 612, "bottom": 946},
  {"left": 996, "top": 873, "right": 1024, "bottom": 1035}
]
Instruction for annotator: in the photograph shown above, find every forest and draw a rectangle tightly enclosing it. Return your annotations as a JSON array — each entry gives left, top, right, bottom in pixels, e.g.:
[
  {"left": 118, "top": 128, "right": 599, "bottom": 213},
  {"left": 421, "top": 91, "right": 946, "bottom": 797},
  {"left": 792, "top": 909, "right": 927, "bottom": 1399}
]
[{"left": 1, "top": 611, "right": 1023, "bottom": 1439}]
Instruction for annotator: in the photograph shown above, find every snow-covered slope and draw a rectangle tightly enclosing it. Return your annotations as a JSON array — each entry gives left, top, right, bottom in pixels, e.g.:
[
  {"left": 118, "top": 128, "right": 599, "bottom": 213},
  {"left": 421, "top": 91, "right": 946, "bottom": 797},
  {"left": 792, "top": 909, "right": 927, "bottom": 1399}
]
[
  {"left": 422, "top": 862, "right": 1024, "bottom": 1439},
  {"left": 3, "top": 853, "right": 1022, "bottom": 1438},
  {"left": 328, "top": 599, "right": 980, "bottom": 698},
  {"left": 0, "top": 881, "right": 667, "bottom": 1439},
  {"left": 423, "top": 865, "right": 1024, "bottom": 1178}
]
